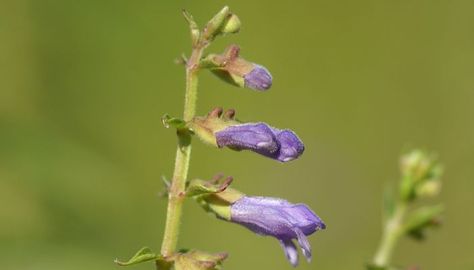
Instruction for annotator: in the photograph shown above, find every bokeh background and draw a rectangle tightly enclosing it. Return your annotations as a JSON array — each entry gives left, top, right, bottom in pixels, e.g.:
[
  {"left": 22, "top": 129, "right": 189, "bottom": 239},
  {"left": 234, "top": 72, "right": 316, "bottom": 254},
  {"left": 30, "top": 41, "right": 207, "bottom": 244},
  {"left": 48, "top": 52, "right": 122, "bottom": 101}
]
[{"left": 1, "top": 0, "right": 474, "bottom": 269}]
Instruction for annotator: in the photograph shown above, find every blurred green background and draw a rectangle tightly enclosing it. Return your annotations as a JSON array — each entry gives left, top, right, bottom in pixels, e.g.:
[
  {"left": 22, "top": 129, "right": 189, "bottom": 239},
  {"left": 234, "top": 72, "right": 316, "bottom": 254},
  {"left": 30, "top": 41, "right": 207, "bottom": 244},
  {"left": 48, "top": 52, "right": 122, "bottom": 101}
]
[{"left": 1, "top": 0, "right": 474, "bottom": 269}]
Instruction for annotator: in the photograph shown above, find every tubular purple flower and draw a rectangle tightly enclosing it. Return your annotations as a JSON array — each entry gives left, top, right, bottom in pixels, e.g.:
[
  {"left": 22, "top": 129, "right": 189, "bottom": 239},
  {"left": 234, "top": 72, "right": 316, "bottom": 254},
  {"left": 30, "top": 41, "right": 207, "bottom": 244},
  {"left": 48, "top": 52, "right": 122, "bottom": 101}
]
[
  {"left": 244, "top": 64, "right": 272, "bottom": 90},
  {"left": 230, "top": 196, "right": 326, "bottom": 267},
  {"left": 215, "top": 122, "right": 304, "bottom": 162},
  {"left": 203, "top": 44, "right": 273, "bottom": 91}
]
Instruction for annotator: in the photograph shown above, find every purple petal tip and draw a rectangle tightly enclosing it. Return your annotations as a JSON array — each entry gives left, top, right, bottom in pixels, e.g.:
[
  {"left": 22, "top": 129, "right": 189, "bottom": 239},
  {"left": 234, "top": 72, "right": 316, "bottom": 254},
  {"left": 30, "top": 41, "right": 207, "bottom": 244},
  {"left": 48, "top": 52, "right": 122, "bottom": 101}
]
[{"left": 215, "top": 123, "right": 304, "bottom": 162}]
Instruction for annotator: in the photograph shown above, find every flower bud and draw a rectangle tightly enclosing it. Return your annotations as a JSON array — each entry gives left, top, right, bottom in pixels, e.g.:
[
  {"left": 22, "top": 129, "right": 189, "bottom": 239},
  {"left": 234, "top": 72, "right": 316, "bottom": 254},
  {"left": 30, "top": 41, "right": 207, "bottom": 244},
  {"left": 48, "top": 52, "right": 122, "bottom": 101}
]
[
  {"left": 415, "top": 180, "right": 442, "bottom": 198},
  {"left": 399, "top": 150, "right": 442, "bottom": 201},
  {"left": 189, "top": 108, "right": 304, "bottom": 162},
  {"left": 202, "top": 7, "right": 241, "bottom": 42},
  {"left": 206, "top": 45, "right": 272, "bottom": 91},
  {"left": 220, "top": 13, "right": 241, "bottom": 34},
  {"left": 230, "top": 196, "right": 325, "bottom": 266},
  {"left": 400, "top": 150, "right": 431, "bottom": 181}
]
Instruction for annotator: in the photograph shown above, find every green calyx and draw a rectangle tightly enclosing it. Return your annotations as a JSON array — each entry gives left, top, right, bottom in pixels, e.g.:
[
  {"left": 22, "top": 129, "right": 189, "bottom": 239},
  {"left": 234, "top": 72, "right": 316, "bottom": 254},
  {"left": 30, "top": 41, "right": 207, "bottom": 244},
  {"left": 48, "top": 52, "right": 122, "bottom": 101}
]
[
  {"left": 161, "top": 108, "right": 241, "bottom": 149},
  {"left": 115, "top": 247, "right": 227, "bottom": 270},
  {"left": 174, "top": 250, "right": 228, "bottom": 270},
  {"left": 187, "top": 175, "right": 244, "bottom": 221},
  {"left": 188, "top": 107, "right": 241, "bottom": 147},
  {"left": 210, "top": 69, "right": 246, "bottom": 88},
  {"left": 201, "top": 45, "right": 255, "bottom": 88}
]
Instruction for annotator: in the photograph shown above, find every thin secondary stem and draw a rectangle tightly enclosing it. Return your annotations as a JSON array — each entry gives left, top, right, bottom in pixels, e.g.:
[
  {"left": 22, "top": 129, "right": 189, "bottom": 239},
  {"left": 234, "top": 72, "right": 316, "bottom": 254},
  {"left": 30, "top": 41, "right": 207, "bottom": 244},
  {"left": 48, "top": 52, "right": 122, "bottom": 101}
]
[
  {"left": 159, "top": 46, "right": 204, "bottom": 265},
  {"left": 372, "top": 202, "right": 408, "bottom": 268}
]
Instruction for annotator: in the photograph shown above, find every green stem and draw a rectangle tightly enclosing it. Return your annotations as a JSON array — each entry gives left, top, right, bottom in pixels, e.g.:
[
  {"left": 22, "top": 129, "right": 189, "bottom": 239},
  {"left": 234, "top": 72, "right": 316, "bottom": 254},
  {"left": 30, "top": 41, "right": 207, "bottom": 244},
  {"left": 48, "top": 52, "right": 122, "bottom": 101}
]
[
  {"left": 159, "top": 46, "right": 203, "bottom": 264},
  {"left": 372, "top": 202, "right": 408, "bottom": 268}
]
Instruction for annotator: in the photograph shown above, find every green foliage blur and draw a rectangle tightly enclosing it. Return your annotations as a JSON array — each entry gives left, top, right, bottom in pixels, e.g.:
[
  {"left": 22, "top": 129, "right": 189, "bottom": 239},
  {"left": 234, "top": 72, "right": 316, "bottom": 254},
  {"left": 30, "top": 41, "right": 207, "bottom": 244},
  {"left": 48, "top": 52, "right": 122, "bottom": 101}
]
[{"left": 1, "top": 1, "right": 474, "bottom": 269}]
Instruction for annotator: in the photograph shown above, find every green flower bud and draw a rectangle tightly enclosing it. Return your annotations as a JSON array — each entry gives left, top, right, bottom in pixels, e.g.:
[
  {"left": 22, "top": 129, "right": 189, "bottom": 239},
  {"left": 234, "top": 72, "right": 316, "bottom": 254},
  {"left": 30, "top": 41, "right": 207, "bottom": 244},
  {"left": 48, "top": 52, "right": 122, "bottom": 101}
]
[
  {"left": 202, "top": 6, "right": 241, "bottom": 42},
  {"left": 415, "top": 179, "right": 442, "bottom": 198},
  {"left": 220, "top": 13, "right": 241, "bottom": 34},
  {"left": 400, "top": 150, "right": 431, "bottom": 181},
  {"left": 399, "top": 150, "right": 442, "bottom": 201}
]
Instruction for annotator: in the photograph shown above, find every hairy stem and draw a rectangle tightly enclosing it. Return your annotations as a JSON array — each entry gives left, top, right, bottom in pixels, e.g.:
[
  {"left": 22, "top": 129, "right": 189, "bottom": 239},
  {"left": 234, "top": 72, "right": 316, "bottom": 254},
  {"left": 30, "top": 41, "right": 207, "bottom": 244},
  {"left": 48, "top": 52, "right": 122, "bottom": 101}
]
[
  {"left": 372, "top": 202, "right": 407, "bottom": 268},
  {"left": 159, "top": 46, "right": 204, "bottom": 264}
]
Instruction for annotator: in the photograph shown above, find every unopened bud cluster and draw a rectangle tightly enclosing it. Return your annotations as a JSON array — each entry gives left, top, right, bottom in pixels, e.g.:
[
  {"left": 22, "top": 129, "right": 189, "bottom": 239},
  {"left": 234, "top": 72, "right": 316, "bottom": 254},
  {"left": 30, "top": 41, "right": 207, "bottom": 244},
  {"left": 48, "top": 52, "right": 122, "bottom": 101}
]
[
  {"left": 400, "top": 150, "right": 442, "bottom": 201},
  {"left": 371, "top": 150, "right": 444, "bottom": 269}
]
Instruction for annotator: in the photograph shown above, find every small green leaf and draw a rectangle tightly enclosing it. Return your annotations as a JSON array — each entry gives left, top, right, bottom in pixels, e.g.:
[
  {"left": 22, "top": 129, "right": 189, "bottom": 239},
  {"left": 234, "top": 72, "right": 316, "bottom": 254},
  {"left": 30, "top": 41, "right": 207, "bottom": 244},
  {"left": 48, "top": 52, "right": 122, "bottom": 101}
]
[
  {"left": 402, "top": 204, "right": 444, "bottom": 240},
  {"left": 115, "top": 247, "right": 158, "bottom": 266},
  {"left": 162, "top": 114, "right": 186, "bottom": 129},
  {"left": 182, "top": 9, "right": 200, "bottom": 46},
  {"left": 158, "top": 175, "right": 171, "bottom": 198},
  {"left": 175, "top": 54, "right": 188, "bottom": 66}
]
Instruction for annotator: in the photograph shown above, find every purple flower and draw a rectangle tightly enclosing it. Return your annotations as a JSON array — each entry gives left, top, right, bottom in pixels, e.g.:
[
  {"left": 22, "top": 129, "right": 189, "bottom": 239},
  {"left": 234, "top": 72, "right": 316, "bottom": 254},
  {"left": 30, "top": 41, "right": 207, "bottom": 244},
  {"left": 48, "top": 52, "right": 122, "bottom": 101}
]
[
  {"left": 244, "top": 65, "right": 273, "bottom": 91},
  {"left": 230, "top": 196, "right": 325, "bottom": 266},
  {"left": 205, "top": 45, "right": 273, "bottom": 91},
  {"left": 215, "top": 123, "right": 304, "bottom": 162}
]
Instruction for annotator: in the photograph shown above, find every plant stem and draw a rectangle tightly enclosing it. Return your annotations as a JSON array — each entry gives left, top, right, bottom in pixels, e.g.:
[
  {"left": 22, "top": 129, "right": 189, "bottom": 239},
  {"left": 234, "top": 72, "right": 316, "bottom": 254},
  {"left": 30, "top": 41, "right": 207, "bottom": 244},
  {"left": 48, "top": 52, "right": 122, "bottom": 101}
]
[
  {"left": 159, "top": 46, "right": 203, "bottom": 264},
  {"left": 372, "top": 202, "right": 408, "bottom": 268}
]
